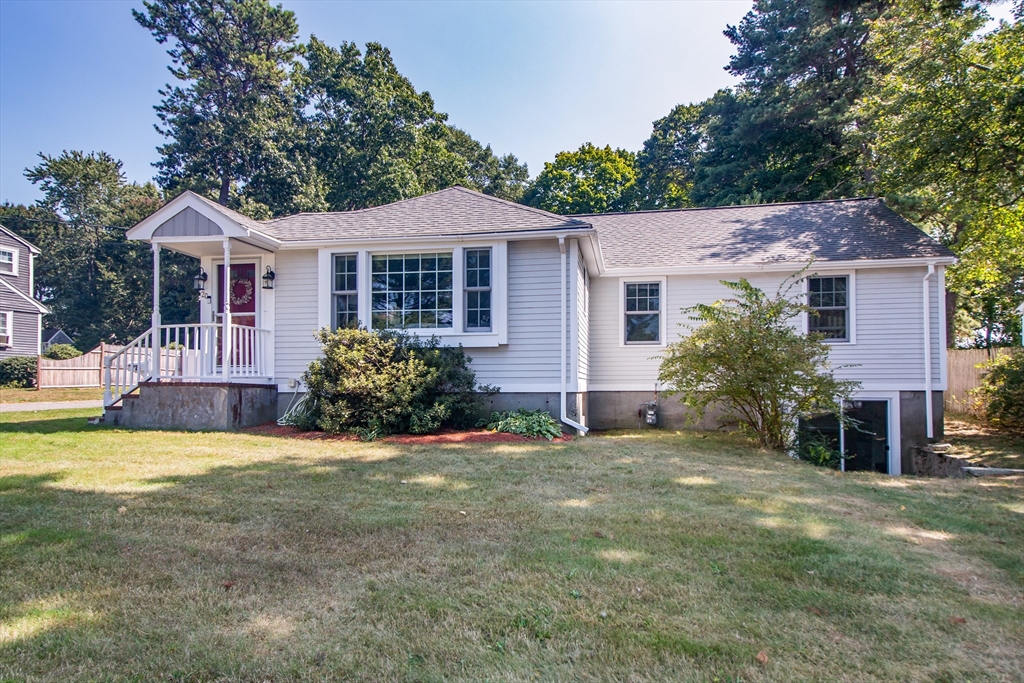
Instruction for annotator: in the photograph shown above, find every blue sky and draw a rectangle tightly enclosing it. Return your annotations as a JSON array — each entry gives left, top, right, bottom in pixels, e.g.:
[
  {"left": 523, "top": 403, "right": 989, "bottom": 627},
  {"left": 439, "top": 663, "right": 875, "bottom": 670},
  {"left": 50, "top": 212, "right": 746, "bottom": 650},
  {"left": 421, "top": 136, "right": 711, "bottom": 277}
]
[{"left": 0, "top": 0, "right": 757, "bottom": 206}]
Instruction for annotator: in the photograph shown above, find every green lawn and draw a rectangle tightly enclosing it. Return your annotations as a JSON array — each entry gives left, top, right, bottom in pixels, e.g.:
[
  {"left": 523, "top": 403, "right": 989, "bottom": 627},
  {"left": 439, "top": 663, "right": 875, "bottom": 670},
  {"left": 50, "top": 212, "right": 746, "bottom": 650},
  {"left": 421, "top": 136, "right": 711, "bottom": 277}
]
[
  {"left": 1, "top": 410, "right": 1022, "bottom": 682},
  {"left": 0, "top": 387, "right": 104, "bottom": 404}
]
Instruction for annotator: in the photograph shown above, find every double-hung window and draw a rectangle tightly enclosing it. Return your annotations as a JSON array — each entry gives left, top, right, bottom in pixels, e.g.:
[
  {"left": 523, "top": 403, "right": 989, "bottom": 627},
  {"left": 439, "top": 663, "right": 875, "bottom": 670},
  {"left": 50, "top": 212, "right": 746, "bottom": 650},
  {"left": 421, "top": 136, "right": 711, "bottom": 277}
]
[
  {"left": 464, "top": 249, "right": 491, "bottom": 331},
  {"left": 0, "top": 249, "right": 15, "bottom": 275},
  {"left": 371, "top": 253, "right": 453, "bottom": 329},
  {"left": 808, "top": 276, "right": 849, "bottom": 341},
  {"left": 0, "top": 311, "right": 11, "bottom": 347},
  {"left": 624, "top": 282, "right": 661, "bottom": 344},
  {"left": 333, "top": 254, "right": 358, "bottom": 329}
]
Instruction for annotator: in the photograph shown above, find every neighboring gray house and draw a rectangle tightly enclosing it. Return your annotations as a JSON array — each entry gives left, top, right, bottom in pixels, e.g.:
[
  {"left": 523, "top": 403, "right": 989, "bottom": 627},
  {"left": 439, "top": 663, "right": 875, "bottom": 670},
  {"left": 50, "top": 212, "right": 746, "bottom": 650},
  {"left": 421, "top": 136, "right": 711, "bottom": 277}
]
[
  {"left": 0, "top": 224, "right": 47, "bottom": 359},
  {"left": 41, "top": 328, "right": 75, "bottom": 351},
  {"left": 107, "top": 188, "right": 955, "bottom": 475}
]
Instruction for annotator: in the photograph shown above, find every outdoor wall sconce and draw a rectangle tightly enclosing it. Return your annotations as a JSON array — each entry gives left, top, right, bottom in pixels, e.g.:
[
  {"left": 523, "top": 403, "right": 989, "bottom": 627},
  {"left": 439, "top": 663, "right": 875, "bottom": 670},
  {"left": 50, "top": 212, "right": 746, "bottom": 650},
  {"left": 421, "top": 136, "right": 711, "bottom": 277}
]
[
  {"left": 193, "top": 267, "right": 208, "bottom": 292},
  {"left": 262, "top": 266, "right": 276, "bottom": 290}
]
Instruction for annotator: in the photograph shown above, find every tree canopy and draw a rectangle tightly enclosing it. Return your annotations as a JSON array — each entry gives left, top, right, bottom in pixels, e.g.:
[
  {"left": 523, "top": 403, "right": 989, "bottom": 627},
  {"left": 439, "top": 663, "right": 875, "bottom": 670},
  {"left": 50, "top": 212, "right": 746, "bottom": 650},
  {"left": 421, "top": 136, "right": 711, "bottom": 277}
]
[
  {"left": 523, "top": 143, "right": 639, "bottom": 215},
  {"left": 6, "top": 151, "right": 196, "bottom": 349}
]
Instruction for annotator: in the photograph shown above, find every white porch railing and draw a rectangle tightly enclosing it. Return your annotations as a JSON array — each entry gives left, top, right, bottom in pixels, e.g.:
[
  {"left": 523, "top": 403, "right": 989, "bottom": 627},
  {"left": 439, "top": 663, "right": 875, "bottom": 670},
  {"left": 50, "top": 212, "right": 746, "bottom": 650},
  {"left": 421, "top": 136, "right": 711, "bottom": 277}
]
[{"left": 103, "top": 323, "right": 272, "bottom": 407}]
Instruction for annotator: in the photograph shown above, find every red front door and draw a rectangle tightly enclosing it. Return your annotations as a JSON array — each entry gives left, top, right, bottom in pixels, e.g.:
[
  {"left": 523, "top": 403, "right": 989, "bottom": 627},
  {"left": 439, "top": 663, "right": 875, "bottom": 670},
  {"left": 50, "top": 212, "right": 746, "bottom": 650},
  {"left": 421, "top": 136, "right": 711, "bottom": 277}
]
[
  {"left": 218, "top": 263, "right": 257, "bottom": 327},
  {"left": 217, "top": 263, "right": 258, "bottom": 367}
]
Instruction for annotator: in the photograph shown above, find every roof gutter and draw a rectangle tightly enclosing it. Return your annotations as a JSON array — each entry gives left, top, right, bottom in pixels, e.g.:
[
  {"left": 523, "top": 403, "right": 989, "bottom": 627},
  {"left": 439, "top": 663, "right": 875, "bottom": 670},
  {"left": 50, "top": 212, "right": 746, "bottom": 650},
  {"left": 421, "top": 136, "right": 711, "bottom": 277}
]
[
  {"left": 601, "top": 256, "right": 956, "bottom": 277},
  {"left": 560, "top": 236, "right": 588, "bottom": 435},
  {"left": 272, "top": 226, "right": 595, "bottom": 250}
]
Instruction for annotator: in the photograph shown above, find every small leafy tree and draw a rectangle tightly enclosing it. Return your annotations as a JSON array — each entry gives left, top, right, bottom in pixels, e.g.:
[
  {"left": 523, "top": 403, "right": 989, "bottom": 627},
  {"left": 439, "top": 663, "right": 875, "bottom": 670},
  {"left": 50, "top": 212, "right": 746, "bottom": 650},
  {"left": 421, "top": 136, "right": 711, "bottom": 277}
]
[
  {"left": 300, "top": 327, "right": 493, "bottom": 435},
  {"left": 658, "top": 277, "right": 859, "bottom": 450},
  {"left": 42, "top": 344, "right": 82, "bottom": 360},
  {"left": 979, "top": 352, "right": 1024, "bottom": 433}
]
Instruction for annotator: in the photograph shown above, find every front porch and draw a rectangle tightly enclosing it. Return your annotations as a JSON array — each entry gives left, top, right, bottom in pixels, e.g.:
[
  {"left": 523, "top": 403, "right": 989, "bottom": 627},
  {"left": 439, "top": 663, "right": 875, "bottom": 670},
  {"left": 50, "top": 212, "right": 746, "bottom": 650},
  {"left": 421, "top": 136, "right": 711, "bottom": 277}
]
[{"left": 104, "top": 193, "right": 282, "bottom": 428}]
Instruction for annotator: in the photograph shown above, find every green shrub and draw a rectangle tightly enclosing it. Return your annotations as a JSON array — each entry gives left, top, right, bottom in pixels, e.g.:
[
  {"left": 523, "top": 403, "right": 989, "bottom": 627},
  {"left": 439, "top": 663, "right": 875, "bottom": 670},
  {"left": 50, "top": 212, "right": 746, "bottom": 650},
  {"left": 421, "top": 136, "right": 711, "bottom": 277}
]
[
  {"left": 300, "top": 327, "right": 495, "bottom": 435},
  {"left": 980, "top": 351, "right": 1024, "bottom": 432},
  {"left": 43, "top": 344, "right": 82, "bottom": 360},
  {"left": 795, "top": 430, "right": 842, "bottom": 469},
  {"left": 480, "top": 409, "right": 563, "bottom": 440},
  {"left": 0, "top": 356, "right": 37, "bottom": 388}
]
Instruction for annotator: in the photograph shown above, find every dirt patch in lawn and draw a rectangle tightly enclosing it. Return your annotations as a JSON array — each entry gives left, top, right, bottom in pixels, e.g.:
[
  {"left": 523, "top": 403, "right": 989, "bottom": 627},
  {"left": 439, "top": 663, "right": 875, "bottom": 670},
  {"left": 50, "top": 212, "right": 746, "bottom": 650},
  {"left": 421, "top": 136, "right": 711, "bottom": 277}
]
[{"left": 244, "top": 423, "right": 571, "bottom": 443}]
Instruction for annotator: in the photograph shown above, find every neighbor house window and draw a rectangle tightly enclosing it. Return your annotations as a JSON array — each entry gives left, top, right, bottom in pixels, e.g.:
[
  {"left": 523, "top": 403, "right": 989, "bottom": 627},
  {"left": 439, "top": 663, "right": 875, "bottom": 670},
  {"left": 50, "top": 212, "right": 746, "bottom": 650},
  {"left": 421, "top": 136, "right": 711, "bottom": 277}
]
[
  {"left": 0, "top": 249, "right": 15, "bottom": 275},
  {"left": 333, "top": 253, "right": 358, "bottom": 328},
  {"left": 0, "top": 311, "right": 11, "bottom": 347},
  {"left": 464, "top": 248, "right": 491, "bottom": 331},
  {"left": 371, "top": 253, "right": 453, "bottom": 329},
  {"left": 808, "top": 276, "right": 848, "bottom": 340},
  {"left": 625, "top": 282, "right": 661, "bottom": 343}
]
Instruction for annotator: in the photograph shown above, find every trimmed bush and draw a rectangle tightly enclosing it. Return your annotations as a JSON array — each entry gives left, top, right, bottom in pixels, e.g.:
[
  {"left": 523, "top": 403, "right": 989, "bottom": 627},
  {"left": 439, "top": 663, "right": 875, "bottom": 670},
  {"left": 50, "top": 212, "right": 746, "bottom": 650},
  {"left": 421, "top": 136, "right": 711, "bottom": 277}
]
[
  {"left": 480, "top": 409, "right": 563, "bottom": 440},
  {"left": 980, "top": 351, "right": 1024, "bottom": 432},
  {"left": 300, "top": 327, "right": 495, "bottom": 435},
  {"left": 0, "top": 356, "right": 37, "bottom": 388},
  {"left": 43, "top": 344, "right": 82, "bottom": 360}
]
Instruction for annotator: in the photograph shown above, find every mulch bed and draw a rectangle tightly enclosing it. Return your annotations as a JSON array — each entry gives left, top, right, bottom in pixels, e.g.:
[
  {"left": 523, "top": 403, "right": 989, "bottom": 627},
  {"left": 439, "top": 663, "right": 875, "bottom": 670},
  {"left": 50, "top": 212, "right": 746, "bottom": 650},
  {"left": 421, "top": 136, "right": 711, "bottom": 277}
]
[{"left": 245, "top": 424, "right": 571, "bottom": 444}]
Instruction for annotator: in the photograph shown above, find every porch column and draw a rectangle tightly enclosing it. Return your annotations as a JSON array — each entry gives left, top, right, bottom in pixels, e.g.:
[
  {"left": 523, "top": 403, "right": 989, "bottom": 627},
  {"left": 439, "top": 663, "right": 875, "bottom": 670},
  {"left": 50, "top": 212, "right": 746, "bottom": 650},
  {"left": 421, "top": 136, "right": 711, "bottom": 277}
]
[
  {"left": 151, "top": 243, "right": 161, "bottom": 381},
  {"left": 222, "top": 239, "right": 231, "bottom": 382}
]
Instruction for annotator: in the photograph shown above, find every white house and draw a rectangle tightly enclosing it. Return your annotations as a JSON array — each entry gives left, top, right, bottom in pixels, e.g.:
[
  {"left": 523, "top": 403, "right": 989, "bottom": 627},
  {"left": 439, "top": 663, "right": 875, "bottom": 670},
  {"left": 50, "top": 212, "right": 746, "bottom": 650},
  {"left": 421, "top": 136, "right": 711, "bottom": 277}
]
[{"left": 108, "top": 187, "right": 955, "bottom": 475}]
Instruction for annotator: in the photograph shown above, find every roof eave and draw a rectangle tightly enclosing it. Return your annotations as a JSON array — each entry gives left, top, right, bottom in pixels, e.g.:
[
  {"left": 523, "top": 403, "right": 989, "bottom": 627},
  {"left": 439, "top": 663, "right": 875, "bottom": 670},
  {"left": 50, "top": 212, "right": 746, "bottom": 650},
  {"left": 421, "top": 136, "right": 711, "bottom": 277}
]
[{"left": 600, "top": 255, "right": 957, "bottom": 276}]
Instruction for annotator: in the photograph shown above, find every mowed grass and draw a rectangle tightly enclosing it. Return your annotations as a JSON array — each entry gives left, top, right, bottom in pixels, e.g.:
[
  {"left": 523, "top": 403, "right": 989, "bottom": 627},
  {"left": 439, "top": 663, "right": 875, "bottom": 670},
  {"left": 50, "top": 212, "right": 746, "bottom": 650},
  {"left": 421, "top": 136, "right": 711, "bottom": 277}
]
[
  {"left": 0, "top": 387, "right": 104, "bottom": 404},
  {"left": 1, "top": 410, "right": 1022, "bottom": 682}
]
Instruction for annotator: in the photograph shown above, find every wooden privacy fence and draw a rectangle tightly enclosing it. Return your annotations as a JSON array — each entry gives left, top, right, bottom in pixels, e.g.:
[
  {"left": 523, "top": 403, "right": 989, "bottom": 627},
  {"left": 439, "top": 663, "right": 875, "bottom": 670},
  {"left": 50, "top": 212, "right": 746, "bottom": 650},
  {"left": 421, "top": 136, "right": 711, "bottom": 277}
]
[
  {"left": 945, "top": 348, "right": 1015, "bottom": 416},
  {"left": 37, "top": 344, "right": 124, "bottom": 389}
]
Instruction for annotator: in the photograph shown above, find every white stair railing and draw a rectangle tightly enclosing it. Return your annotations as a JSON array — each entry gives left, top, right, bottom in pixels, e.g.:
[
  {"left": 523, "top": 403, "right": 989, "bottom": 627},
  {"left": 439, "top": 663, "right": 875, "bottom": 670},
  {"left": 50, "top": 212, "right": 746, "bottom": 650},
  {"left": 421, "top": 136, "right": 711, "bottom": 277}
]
[
  {"left": 103, "top": 329, "right": 155, "bottom": 406},
  {"left": 104, "top": 323, "right": 272, "bottom": 407}
]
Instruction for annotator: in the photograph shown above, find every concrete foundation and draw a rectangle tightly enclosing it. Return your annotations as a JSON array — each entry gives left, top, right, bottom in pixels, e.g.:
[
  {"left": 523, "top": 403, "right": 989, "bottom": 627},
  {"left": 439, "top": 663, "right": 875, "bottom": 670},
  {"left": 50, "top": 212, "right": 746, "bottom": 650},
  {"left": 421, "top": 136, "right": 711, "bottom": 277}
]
[
  {"left": 276, "top": 391, "right": 580, "bottom": 428},
  {"left": 107, "top": 381, "right": 277, "bottom": 431},
  {"left": 899, "top": 390, "right": 944, "bottom": 474},
  {"left": 587, "top": 391, "right": 726, "bottom": 431}
]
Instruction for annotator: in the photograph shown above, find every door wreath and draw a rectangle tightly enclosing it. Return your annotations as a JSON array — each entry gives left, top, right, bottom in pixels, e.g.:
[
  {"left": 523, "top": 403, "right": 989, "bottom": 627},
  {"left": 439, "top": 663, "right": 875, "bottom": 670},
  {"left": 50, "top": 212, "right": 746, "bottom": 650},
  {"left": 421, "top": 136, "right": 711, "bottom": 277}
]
[{"left": 230, "top": 277, "right": 254, "bottom": 306}]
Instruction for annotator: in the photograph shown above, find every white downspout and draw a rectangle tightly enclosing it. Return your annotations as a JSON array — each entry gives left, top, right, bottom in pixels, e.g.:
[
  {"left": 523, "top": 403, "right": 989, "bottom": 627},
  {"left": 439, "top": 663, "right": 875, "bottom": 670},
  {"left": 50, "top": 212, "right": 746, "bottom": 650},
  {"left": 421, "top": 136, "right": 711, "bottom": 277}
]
[
  {"left": 559, "top": 237, "right": 588, "bottom": 435},
  {"left": 923, "top": 263, "right": 935, "bottom": 439}
]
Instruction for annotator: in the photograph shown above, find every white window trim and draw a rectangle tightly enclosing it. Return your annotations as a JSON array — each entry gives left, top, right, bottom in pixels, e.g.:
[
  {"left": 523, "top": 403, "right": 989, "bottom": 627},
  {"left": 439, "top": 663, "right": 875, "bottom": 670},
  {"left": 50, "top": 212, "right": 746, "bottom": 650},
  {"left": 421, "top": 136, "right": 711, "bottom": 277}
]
[
  {"left": 317, "top": 241, "right": 508, "bottom": 348},
  {"left": 0, "top": 247, "right": 19, "bottom": 277},
  {"left": 0, "top": 311, "right": 12, "bottom": 347},
  {"left": 618, "top": 276, "right": 668, "bottom": 348},
  {"left": 331, "top": 252, "right": 359, "bottom": 329},
  {"left": 464, "top": 247, "right": 493, "bottom": 333},
  {"left": 806, "top": 270, "right": 857, "bottom": 345}
]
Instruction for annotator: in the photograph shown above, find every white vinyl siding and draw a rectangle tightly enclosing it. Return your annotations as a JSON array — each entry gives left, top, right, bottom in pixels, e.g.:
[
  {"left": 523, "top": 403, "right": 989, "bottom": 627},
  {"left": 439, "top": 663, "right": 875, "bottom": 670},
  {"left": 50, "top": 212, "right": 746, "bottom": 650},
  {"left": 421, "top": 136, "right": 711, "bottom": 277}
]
[
  {"left": 274, "top": 250, "right": 321, "bottom": 383},
  {"left": 588, "top": 266, "right": 944, "bottom": 392},
  {"left": 467, "top": 239, "right": 563, "bottom": 390},
  {"left": 576, "top": 247, "right": 589, "bottom": 386}
]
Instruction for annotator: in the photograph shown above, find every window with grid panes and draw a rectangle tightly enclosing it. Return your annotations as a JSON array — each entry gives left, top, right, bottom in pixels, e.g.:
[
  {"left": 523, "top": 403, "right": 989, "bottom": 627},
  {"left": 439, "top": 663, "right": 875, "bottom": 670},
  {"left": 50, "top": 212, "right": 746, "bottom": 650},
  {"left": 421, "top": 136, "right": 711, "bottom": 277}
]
[
  {"left": 808, "top": 276, "right": 848, "bottom": 340},
  {"left": 333, "top": 254, "right": 358, "bottom": 328},
  {"left": 625, "top": 282, "right": 661, "bottom": 343},
  {"left": 371, "top": 253, "right": 453, "bottom": 329},
  {"left": 464, "top": 249, "right": 491, "bottom": 331}
]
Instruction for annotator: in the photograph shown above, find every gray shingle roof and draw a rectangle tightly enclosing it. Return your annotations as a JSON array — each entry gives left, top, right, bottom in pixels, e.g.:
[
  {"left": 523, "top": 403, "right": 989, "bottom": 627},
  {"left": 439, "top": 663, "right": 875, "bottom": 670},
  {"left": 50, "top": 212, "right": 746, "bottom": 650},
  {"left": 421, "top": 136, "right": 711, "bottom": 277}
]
[
  {"left": 261, "top": 186, "right": 589, "bottom": 241},
  {"left": 576, "top": 198, "right": 954, "bottom": 269}
]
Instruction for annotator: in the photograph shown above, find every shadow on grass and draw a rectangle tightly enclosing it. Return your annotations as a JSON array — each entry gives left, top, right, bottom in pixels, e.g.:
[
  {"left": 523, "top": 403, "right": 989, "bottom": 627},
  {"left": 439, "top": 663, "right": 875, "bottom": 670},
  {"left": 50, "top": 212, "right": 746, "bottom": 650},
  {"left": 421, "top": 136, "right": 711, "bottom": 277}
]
[
  {"left": 1, "top": 425, "right": 1022, "bottom": 680},
  {"left": 0, "top": 414, "right": 107, "bottom": 435}
]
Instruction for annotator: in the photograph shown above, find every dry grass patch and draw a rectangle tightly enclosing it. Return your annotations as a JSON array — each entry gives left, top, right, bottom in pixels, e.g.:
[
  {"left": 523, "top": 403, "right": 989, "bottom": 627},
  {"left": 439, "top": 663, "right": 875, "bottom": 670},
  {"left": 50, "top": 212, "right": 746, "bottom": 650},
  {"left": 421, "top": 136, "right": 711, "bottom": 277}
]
[
  {"left": 945, "top": 415, "right": 1024, "bottom": 469},
  {"left": 0, "top": 410, "right": 1022, "bottom": 682}
]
